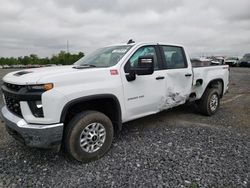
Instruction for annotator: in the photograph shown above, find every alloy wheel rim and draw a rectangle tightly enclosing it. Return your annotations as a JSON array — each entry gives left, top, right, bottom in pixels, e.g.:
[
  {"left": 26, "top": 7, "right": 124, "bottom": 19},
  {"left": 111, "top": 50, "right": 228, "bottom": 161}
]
[
  {"left": 210, "top": 94, "right": 218, "bottom": 111},
  {"left": 79, "top": 122, "right": 106, "bottom": 153}
]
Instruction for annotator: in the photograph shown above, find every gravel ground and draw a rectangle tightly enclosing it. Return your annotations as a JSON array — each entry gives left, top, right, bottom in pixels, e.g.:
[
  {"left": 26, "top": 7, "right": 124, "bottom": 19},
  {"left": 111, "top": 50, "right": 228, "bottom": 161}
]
[{"left": 0, "top": 67, "right": 249, "bottom": 187}]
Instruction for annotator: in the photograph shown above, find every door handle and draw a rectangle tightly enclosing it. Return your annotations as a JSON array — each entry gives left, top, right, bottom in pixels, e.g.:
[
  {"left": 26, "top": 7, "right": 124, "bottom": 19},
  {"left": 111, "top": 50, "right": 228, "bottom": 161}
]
[
  {"left": 156, "top": 76, "right": 165, "bottom": 80},
  {"left": 185, "top": 73, "right": 192, "bottom": 77}
]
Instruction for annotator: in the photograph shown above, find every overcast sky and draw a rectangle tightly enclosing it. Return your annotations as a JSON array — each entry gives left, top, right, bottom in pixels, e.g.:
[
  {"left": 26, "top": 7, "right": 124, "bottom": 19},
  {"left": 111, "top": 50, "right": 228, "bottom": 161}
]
[{"left": 0, "top": 0, "right": 250, "bottom": 58}]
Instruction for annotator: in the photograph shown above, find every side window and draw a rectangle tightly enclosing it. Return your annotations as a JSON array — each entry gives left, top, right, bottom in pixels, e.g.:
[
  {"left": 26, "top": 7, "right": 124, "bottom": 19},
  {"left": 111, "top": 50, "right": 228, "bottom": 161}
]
[
  {"left": 125, "top": 46, "right": 159, "bottom": 72},
  {"left": 162, "top": 46, "right": 187, "bottom": 69}
]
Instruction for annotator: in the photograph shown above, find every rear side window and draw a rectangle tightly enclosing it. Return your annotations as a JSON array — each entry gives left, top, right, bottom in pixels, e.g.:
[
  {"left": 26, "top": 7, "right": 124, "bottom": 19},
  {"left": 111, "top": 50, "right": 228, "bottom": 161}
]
[{"left": 161, "top": 46, "right": 187, "bottom": 69}]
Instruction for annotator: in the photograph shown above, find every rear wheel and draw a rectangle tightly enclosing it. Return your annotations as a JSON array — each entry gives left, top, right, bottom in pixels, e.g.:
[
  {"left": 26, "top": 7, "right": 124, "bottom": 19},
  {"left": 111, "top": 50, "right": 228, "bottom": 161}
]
[
  {"left": 199, "top": 88, "right": 220, "bottom": 116},
  {"left": 64, "top": 111, "right": 114, "bottom": 162}
]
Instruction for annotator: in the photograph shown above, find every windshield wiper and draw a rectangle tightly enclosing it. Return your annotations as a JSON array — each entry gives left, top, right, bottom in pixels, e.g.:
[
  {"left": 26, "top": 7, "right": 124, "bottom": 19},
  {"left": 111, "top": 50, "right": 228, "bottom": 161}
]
[
  {"left": 81, "top": 64, "right": 96, "bottom": 67},
  {"left": 73, "top": 64, "right": 96, "bottom": 69}
]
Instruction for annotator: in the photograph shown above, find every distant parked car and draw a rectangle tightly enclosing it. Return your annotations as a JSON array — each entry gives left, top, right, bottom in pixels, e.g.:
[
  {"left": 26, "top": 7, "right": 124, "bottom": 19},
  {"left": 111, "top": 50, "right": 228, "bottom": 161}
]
[
  {"left": 32, "top": 64, "right": 41, "bottom": 68},
  {"left": 2, "top": 65, "right": 10, "bottom": 69},
  {"left": 19, "top": 64, "right": 25, "bottom": 68},
  {"left": 190, "top": 58, "right": 212, "bottom": 67},
  {"left": 207, "top": 56, "right": 225, "bottom": 65},
  {"left": 225, "top": 57, "right": 239, "bottom": 67},
  {"left": 12, "top": 65, "right": 22, "bottom": 69},
  {"left": 239, "top": 53, "right": 250, "bottom": 67},
  {"left": 45, "top": 64, "right": 57, "bottom": 67},
  {"left": 215, "top": 56, "right": 225, "bottom": 65}
]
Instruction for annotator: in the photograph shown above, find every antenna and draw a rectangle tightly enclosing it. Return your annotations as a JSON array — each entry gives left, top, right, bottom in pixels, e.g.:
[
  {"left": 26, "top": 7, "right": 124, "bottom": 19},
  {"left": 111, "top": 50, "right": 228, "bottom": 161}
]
[{"left": 127, "top": 39, "right": 135, "bottom": 44}]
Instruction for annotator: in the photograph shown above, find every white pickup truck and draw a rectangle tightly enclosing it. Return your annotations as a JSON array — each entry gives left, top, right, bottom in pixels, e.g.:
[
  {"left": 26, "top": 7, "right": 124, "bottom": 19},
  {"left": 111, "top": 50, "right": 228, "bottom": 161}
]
[{"left": 1, "top": 42, "right": 229, "bottom": 162}]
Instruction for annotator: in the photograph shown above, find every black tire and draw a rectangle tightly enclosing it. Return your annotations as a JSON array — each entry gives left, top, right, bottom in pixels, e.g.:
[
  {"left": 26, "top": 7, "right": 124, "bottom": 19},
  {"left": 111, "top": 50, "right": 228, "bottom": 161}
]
[
  {"left": 64, "top": 111, "right": 114, "bottom": 163},
  {"left": 199, "top": 88, "right": 220, "bottom": 116}
]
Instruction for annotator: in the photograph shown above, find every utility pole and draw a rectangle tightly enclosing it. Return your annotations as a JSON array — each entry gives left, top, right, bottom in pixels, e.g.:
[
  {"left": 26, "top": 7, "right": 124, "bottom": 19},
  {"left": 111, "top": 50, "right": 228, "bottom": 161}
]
[
  {"left": 66, "top": 40, "right": 69, "bottom": 64},
  {"left": 67, "top": 40, "right": 69, "bottom": 54}
]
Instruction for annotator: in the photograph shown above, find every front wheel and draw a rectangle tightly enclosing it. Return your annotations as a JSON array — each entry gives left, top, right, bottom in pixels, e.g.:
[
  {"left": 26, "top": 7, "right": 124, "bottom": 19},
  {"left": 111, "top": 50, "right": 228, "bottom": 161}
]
[
  {"left": 199, "top": 88, "right": 220, "bottom": 116},
  {"left": 64, "top": 111, "right": 114, "bottom": 162}
]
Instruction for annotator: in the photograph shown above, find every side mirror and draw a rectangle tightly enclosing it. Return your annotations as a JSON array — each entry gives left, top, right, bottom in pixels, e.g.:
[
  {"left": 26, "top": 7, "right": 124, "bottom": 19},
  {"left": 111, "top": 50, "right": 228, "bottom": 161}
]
[
  {"left": 136, "top": 56, "right": 154, "bottom": 75},
  {"left": 125, "top": 55, "right": 154, "bottom": 82}
]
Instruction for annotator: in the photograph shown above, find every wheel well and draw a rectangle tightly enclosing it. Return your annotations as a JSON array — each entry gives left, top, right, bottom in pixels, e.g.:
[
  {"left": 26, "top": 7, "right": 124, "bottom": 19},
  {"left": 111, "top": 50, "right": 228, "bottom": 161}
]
[
  {"left": 206, "top": 79, "right": 224, "bottom": 97},
  {"left": 61, "top": 96, "right": 122, "bottom": 133}
]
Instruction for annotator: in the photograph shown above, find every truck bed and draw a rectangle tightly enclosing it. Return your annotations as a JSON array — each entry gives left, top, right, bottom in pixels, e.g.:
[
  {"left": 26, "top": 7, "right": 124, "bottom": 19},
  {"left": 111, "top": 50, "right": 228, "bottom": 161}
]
[{"left": 192, "top": 65, "right": 229, "bottom": 99}]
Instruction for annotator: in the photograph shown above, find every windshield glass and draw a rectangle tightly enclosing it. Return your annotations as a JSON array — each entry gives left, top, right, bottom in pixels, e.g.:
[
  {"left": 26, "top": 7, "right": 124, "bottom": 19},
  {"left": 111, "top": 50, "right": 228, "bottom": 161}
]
[{"left": 75, "top": 45, "right": 132, "bottom": 67}]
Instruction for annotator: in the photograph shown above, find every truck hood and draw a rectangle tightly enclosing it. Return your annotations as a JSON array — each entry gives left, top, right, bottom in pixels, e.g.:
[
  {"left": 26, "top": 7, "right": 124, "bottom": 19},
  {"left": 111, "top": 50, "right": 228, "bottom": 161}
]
[{"left": 3, "top": 65, "right": 91, "bottom": 85}]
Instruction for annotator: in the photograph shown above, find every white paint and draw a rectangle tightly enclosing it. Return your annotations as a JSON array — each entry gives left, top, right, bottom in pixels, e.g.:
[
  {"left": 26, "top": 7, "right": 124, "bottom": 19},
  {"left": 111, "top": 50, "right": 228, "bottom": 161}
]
[{"left": 2, "top": 42, "right": 229, "bottom": 124}]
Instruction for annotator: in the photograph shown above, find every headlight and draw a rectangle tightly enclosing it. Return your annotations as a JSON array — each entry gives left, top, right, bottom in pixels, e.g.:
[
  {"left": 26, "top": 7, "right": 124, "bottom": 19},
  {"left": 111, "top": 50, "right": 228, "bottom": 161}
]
[{"left": 27, "top": 83, "right": 53, "bottom": 91}]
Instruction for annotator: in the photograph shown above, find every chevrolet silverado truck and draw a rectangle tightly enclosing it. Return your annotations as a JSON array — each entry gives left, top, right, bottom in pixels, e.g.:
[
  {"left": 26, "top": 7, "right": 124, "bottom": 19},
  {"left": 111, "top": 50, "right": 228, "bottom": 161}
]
[{"left": 1, "top": 42, "right": 229, "bottom": 162}]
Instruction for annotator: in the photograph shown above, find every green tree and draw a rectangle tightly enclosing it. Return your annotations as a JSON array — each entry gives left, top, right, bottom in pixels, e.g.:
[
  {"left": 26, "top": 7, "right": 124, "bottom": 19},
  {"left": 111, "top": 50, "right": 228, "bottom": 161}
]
[{"left": 0, "top": 51, "right": 84, "bottom": 66}]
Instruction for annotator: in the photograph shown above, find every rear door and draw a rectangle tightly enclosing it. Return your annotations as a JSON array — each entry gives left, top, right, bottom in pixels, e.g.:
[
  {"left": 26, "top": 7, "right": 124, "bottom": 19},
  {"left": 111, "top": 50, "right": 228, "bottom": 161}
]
[{"left": 159, "top": 45, "right": 193, "bottom": 109}]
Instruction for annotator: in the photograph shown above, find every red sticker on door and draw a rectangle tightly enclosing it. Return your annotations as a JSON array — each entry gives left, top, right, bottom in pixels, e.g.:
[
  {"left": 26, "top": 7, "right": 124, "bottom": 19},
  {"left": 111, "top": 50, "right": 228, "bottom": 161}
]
[{"left": 110, "top": 69, "right": 119, "bottom": 75}]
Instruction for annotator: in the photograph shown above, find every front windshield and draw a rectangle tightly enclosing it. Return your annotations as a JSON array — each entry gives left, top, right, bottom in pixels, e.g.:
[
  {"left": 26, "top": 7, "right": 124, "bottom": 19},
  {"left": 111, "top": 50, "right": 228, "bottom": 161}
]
[{"left": 75, "top": 45, "right": 132, "bottom": 67}]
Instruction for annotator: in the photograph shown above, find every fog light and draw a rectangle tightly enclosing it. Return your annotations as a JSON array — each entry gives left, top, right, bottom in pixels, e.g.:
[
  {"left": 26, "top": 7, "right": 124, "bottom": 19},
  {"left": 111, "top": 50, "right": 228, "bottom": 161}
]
[
  {"left": 3, "top": 94, "right": 6, "bottom": 104},
  {"left": 28, "top": 101, "right": 44, "bottom": 117},
  {"left": 35, "top": 101, "right": 43, "bottom": 108}
]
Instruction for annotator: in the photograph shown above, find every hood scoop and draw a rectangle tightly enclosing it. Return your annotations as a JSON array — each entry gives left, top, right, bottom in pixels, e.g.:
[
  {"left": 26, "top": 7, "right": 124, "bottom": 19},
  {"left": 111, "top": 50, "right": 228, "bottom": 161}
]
[{"left": 14, "top": 71, "right": 33, "bottom": 76}]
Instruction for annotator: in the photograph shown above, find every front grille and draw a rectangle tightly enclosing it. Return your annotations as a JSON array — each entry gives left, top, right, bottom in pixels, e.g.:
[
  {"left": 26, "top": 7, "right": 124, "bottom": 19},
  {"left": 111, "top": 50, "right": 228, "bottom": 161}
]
[
  {"left": 2, "top": 82, "right": 44, "bottom": 117},
  {"left": 3, "top": 82, "right": 24, "bottom": 117},
  {"left": 4, "top": 95, "right": 22, "bottom": 117},
  {"left": 4, "top": 82, "right": 25, "bottom": 92}
]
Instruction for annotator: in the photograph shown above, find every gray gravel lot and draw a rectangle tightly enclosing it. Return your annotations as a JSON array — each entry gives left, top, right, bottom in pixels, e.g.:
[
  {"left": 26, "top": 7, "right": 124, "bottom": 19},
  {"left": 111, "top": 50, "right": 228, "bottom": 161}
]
[{"left": 0, "top": 67, "right": 249, "bottom": 187}]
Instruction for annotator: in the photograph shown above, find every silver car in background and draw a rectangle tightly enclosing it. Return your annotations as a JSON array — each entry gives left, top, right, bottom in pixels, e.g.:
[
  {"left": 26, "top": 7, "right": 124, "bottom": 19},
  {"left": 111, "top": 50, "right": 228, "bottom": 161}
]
[{"left": 225, "top": 57, "right": 239, "bottom": 67}]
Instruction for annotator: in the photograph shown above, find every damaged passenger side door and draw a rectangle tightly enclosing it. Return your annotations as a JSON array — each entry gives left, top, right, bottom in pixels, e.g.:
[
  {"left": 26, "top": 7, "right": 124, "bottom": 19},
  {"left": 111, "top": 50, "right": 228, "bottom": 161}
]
[{"left": 159, "top": 45, "right": 193, "bottom": 109}]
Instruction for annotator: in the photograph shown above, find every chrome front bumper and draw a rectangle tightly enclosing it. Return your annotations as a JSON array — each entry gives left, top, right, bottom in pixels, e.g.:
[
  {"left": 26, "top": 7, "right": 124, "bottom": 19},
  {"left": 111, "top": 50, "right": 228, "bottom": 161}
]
[{"left": 0, "top": 106, "right": 64, "bottom": 149}]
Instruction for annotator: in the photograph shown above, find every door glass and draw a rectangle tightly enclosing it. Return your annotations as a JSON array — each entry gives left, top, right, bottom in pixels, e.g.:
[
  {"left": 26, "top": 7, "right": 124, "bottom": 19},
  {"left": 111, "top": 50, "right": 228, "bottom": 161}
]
[
  {"left": 162, "top": 46, "right": 187, "bottom": 69},
  {"left": 125, "top": 46, "right": 159, "bottom": 72}
]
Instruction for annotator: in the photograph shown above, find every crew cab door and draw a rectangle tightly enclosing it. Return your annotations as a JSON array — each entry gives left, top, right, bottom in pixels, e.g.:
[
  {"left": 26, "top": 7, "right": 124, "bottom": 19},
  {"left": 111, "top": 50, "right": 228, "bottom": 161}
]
[
  {"left": 121, "top": 45, "right": 166, "bottom": 121},
  {"left": 159, "top": 45, "right": 193, "bottom": 109}
]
